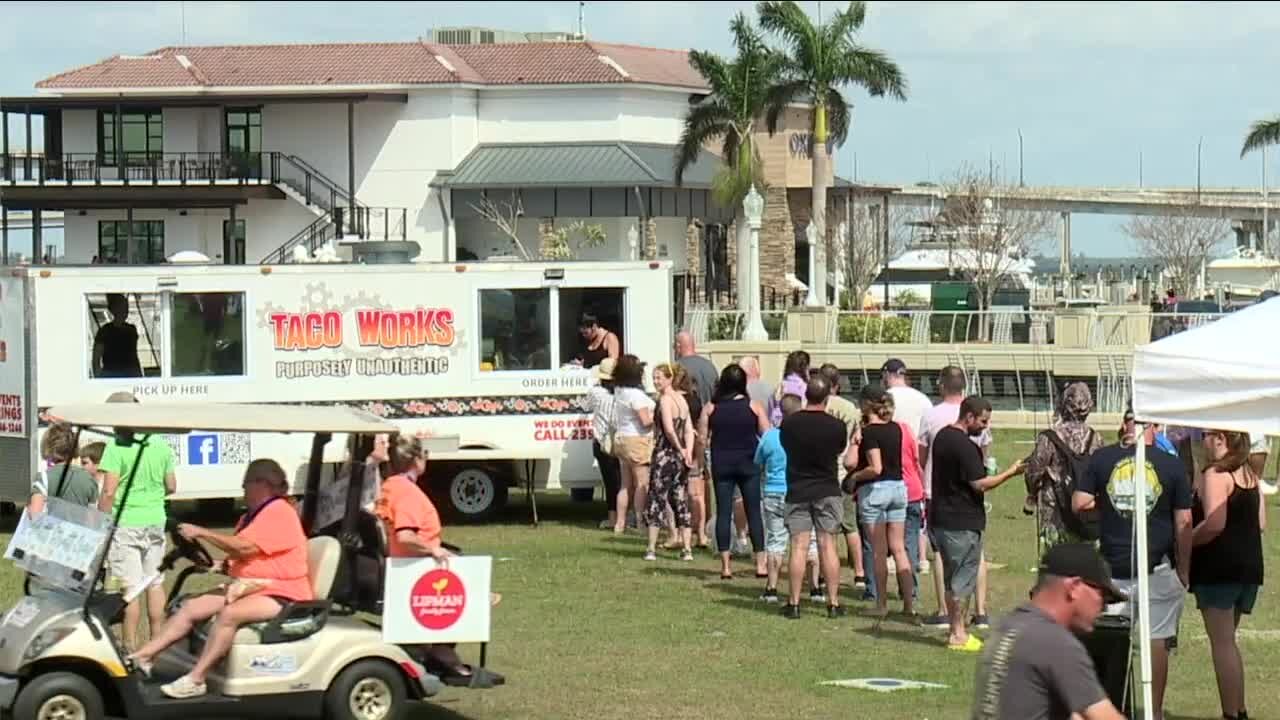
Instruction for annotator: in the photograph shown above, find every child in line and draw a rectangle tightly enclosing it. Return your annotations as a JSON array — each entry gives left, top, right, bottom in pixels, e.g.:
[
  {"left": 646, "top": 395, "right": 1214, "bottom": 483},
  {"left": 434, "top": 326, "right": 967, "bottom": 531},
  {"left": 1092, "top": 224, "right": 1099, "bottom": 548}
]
[{"left": 756, "top": 395, "right": 823, "bottom": 601}]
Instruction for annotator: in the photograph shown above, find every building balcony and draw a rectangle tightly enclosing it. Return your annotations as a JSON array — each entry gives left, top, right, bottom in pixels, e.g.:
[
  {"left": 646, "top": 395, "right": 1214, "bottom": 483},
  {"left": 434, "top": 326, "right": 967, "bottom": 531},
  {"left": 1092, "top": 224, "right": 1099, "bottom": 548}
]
[
  {"left": 1, "top": 151, "right": 277, "bottom": 187},
  {"left": 0, "top": 152, "right": 361, "bottom": 210}
]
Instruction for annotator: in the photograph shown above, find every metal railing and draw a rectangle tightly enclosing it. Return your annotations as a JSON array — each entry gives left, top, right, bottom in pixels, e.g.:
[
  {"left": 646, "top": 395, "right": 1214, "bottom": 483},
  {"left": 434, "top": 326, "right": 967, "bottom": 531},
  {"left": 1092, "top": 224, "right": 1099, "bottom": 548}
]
[
  {"left": 689, "top": 308, "right": 1236, "bottom": 347},
  {"left": 1091, "top": 310, "right": 1230, "bottom": 346},
  {"left": 828, "top": 310, "right": 1055, "bottom": 345},
  {"left": 1, "top": 151, "right": 280, "bottom": 186},
  {"left": 260, "top": 206, "right": 409, "bottom": 264},
  {"left": 685, "top": 309, "right": 789, "bottom": 343}
]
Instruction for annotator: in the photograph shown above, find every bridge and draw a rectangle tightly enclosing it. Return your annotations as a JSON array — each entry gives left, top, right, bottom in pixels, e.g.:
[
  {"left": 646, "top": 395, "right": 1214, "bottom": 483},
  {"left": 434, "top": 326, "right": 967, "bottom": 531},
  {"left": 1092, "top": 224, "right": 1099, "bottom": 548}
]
[{"left": 850, "top": 183, "right": 1280, "bottom": 219}]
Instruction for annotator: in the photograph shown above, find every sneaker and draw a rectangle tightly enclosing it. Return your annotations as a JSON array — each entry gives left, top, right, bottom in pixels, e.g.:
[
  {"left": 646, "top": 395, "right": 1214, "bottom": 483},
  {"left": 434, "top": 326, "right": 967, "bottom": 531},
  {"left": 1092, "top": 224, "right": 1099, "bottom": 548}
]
[
  {"left": 643, "top": 550, "right": 657, "bottom": 561},
  {"left": 861, "top": 589, "right": 876, "bottom": 602},
  {"left": 759, "top": 587, "right": 780, "bottom": 603},
  {"left": 125, "top": 655, "right": 153, "bottom": 678},
  {"left": 922, "top": 613, "right": 950, "bottom": 628},
  {"left": 160, "top": 674, "right": 207, "bottom": 699},
  {"left": 947, "top": 635, "right": 984, "bottom": 653},
  {"left": 827, "top": 605, "right": 848, "bottom": 619},
  {"left": 680, "top": 549, "right": 694, "bottom": 562},
  {"left": 809, "top": 586, "right": 827, "bottom": 603},
  {"left": 919, "top": 562, "right": 931, "bottom": 575},
  {"left": 781, "top": 603, "right": 801, "bottom": 619},
  {"left": 853, "top": 575, "right": 868, "bottom": 589},
  {"left": 972, "top": 614, "right": 991, "bottom": 630},
  {"left": 732, "top": 535, "right": 751, "bottom": 557}
]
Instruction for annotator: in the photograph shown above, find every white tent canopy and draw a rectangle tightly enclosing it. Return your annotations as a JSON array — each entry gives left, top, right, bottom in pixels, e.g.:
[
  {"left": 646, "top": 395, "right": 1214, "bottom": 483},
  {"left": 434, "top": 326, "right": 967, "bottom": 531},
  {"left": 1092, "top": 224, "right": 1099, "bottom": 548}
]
[
  {"left": 1129, "top": 296, "right": 1279, "bottom": 720},
  {"left": 1133, "top": 297, "right": 1280, "bottom": 439}
]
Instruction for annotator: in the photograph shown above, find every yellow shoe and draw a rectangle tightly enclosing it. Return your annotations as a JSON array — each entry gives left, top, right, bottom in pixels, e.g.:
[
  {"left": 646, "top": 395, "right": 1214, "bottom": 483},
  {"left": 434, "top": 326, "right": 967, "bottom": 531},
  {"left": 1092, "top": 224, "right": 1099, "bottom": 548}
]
[{"left": 947, "top": 635, "right": 983, "bottom": 652}]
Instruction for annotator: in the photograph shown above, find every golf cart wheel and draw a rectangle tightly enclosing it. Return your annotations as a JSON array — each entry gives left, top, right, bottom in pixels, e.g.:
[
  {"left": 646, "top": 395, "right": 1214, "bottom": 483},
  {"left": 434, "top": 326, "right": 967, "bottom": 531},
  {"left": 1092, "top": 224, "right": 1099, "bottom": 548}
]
[
  {"left": 438, "top": 464, "right": 508, "bottom": 524},
  {"left": 14, "top": 672, "right": 105, "bottom": 720},
  {"left": 325, "top": 660, "right": 406, "bottom": 720}
]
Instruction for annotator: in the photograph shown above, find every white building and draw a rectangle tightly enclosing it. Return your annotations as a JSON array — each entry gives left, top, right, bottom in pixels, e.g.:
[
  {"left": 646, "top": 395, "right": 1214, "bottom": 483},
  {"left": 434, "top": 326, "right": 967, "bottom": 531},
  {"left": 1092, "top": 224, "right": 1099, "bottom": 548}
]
[{"left": 1, "top": 40, "right": 731, "bottom": 272}]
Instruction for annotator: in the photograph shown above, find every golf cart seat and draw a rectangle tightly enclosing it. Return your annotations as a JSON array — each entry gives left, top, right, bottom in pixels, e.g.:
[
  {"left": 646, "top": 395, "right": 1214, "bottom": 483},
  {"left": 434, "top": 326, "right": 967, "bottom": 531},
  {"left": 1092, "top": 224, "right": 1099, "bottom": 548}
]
[{"left": 195, "top": 536, "right": 340, "bottom": 646}]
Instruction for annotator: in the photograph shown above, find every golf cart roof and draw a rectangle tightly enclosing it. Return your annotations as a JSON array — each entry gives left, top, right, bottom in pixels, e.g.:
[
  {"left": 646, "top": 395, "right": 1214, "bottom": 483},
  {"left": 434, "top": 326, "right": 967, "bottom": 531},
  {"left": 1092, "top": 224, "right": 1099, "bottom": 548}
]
[{"left": 45, "top": 403, "right": 399, "bottom": 435}]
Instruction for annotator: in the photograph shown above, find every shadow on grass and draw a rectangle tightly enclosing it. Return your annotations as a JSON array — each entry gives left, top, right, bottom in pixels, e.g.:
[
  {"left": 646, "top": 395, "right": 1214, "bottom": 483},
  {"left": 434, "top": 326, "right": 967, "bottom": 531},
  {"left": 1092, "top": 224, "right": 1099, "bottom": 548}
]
[
  {"left": 407, "top": 700, "right": 482, "bottom": 720},
  {"left": 854, "top": 625, "right": 954, "bottom": 649}
]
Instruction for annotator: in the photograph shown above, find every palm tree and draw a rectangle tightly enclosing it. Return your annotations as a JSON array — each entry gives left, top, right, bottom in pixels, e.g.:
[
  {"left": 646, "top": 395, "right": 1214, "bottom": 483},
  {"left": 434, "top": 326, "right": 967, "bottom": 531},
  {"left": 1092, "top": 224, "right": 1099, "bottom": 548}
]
[
  {"left": 1241, "top": 117, "right": 1280, "bottom": 257},
  {"left": 1241, "top": 117, "right": 1280, "bottom": 158},
  {"left": 676, "top": 13, "right": 782, "bottom": 308},
  {"left": 757, "top": 0, "right": 906, "bottom": 305},
  {"left": 675, "top": 13, "right": 780, "bottom": 208}
]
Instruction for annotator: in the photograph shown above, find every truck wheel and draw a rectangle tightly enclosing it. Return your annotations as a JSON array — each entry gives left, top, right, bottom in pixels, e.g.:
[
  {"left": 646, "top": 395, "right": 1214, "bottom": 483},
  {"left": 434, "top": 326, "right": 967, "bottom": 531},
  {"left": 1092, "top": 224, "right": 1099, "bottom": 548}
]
[
  {"left": 440, "top": 465, "right": 508, "bottom": 523},
  {"left": 14, "top": 672, "right": 105, "bottom": 720},
  {"left": 325, "top": 660, "right": 407, "bottom": 720}
]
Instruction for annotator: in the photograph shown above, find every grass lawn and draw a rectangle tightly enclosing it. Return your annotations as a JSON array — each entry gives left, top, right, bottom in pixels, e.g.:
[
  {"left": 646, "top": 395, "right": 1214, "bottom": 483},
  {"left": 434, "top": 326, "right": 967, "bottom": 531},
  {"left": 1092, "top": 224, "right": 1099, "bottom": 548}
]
[{"left": 2, "top": 429, "right": 1278, "bottom": 719}]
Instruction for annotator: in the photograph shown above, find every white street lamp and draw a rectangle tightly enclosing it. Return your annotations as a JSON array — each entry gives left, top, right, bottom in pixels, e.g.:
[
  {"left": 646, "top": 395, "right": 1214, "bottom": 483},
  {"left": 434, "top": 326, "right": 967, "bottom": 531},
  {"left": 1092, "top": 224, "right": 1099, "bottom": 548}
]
[
  {"left": 626, "top": 224, "right": 639, "bottom": 261},
  {"left": 804, "top": 223, "right": 820, "bottom": 307},
  {"left": 741, "top": 185, "right": 768, "bottom": 341}
]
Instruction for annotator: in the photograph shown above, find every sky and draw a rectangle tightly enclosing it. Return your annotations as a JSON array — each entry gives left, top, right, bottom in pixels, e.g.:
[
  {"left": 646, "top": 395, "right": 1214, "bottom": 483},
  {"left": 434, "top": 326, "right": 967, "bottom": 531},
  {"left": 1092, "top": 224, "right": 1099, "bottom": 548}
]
[{"left": 4, "top": 0, "right": 1280, "bottom": 256}]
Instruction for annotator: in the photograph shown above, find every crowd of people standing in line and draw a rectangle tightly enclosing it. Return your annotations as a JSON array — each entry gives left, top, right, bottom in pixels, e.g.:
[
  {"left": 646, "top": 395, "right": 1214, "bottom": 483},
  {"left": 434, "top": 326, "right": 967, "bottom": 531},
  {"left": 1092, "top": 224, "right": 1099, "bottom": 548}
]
[
  {"left": 583, "top": 328, "right": 1269, "bottom": 720},
  {"left": 584, "top": 331, "right": 1026, "bottom": 645},
  {"left": 980, "top": 382, "right": 1268, "bottom": 720}
]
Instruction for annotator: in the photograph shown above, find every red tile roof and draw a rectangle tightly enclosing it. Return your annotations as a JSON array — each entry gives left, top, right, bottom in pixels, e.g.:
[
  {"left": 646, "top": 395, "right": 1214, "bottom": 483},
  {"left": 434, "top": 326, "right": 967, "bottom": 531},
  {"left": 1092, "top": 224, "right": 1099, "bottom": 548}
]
[{"left": 35, "top": 40, "right": 708, "bottom": 92}]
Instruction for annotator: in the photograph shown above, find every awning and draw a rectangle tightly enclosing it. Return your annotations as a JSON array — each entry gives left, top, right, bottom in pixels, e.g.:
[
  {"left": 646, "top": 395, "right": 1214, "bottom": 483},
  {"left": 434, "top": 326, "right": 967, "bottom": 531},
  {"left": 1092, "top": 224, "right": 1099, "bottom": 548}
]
[{"left": 433, "top": 141, "right": 721, "bottom": 189}]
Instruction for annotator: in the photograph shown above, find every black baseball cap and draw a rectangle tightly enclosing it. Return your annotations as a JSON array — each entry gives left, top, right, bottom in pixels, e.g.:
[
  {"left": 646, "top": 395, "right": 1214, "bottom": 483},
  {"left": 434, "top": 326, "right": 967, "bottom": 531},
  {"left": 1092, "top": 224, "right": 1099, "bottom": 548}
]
[
  {"left": 1039, "top": 543, "right": 1126, "bottom": 603},
  {"left": 881, "top": 358, "right": 907, "bottom": 375},
  {"left": 859, "top": 382, "right": 888, "bottom": 402}
]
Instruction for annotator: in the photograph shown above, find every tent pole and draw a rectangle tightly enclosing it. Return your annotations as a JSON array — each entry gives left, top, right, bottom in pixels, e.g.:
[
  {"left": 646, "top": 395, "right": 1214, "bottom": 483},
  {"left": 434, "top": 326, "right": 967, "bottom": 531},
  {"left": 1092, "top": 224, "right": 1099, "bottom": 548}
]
[{"left": 1133, "top": 429, "right": 1153, "bottom": 720}]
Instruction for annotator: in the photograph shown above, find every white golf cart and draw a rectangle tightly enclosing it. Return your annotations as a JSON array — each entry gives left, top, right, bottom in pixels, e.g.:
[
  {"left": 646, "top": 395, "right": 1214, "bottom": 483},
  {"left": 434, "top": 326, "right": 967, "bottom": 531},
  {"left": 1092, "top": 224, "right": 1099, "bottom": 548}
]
[{"left": 0, "top": 402, "right": 488, "bottom": 720}]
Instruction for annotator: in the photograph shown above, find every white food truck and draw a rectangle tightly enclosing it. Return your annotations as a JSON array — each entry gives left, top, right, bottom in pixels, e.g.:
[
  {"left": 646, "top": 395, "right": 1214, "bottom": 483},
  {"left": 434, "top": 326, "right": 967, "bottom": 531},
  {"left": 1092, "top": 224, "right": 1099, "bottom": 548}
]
[{"left": 0, "top": 259, "right": 674, "bottom": 522}]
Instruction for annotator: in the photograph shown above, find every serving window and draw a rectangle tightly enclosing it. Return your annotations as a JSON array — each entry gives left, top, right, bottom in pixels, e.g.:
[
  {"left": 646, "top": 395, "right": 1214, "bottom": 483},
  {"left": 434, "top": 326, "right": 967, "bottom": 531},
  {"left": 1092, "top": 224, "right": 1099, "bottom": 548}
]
[
  {"left": 479, "top": 289, "right": 551, "bottom": 372},
  {"left": 85, "top": 291, "right": 247, "bottom": 380},
  {"left": 478, "top": 286, "right": 627, "bottom": 373}
]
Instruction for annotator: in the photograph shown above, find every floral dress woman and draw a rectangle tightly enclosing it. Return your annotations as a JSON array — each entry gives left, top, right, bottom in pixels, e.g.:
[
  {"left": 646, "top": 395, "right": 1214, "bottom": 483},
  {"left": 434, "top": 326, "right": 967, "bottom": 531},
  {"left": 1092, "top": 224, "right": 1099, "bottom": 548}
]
[{"left": 644, "top": 365, "right": 694, "bottom": 560}]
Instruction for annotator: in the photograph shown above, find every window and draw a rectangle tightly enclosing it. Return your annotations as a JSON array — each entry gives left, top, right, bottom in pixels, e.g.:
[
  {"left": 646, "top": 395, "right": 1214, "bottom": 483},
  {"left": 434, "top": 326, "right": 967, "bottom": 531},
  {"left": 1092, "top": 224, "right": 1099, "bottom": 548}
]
[
  {"left": 86, "top": 293, "right": 162, "bottom": 379},
  {"left": 558, "top": 288, "right": 625, "bottom": 367},
  {"left": 98, "top": 110, "right": 163, "bottom": 166},
  {"left": 479, "top": 289, "right": 550, "bottom": 371},
  {"left": 225, "top": 109, "right": 262, "bottom": 154},
  {"left": 223, "top": 220, "right": 246, "bottom": 265},
  {"left": 170, "top": 292, "right": 246, "bottom": 377},
  {"left": 98, "top": 221, "right": 165, "bottom": 264}
]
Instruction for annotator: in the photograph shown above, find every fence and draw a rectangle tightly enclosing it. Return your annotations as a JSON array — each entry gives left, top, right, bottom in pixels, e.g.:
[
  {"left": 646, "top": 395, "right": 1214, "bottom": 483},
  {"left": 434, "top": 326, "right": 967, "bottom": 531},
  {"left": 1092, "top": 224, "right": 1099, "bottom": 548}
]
[{"left": 685, "top": 308, "right": 1232, "bottom": 347}]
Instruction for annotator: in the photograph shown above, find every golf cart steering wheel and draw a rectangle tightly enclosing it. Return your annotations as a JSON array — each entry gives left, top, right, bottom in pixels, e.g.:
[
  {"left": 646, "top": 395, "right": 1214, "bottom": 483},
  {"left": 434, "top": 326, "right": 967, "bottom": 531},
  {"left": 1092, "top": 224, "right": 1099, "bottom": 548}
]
[{"left": 168, "top": 525, "right": 215, "bottom": 569}]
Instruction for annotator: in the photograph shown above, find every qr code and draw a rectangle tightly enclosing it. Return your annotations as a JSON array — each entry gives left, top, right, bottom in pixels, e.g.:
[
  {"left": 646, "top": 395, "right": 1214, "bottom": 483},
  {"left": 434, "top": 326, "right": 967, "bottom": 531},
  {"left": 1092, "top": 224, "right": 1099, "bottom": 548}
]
[
  {"left": 161, "top": 435, "right": 183, "bottom": 459},
  {"left": 166, "top": 432, "right": 252, "bottom": 465},
  {"left": 218, "top": 433, "right": 251, "bottom": 464}
]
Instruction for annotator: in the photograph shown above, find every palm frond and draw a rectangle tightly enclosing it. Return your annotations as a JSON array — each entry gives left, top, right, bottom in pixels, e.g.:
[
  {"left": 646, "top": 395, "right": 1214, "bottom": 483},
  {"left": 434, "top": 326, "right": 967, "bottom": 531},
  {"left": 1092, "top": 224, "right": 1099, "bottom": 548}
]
[
  {"left": 757, "top": 1, "right": 820, "bottom": 75},
  {"left": 676, "top": 100, "right": 734, "bottom": 186},
  {"left": 763, "top": 78, "right": 808, "bottom": 135},
  {"left": 824, "top": 88, "right": 852, "bottom": 146},
  {"left": 711, "top": 143, "right": 766, "bottom": 208},
  {"left": 831, "top": 45, "right": 908, "bottom": 100},
  {"left": 688, "top": 50, "right": 736, "bottom": 97},
  {"left": 1241, "top": 117, "right": 1280, "bottom": 158},
  {"left": 825, "top": 1, "right": 868, "bottom": 48}
]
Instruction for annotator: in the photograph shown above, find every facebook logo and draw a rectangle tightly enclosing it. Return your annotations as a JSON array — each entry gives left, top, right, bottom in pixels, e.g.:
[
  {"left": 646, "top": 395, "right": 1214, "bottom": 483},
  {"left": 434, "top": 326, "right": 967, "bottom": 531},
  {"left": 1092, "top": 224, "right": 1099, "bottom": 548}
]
[{"left": 188, "top": 434, "right": 220, "bottom": 465}]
